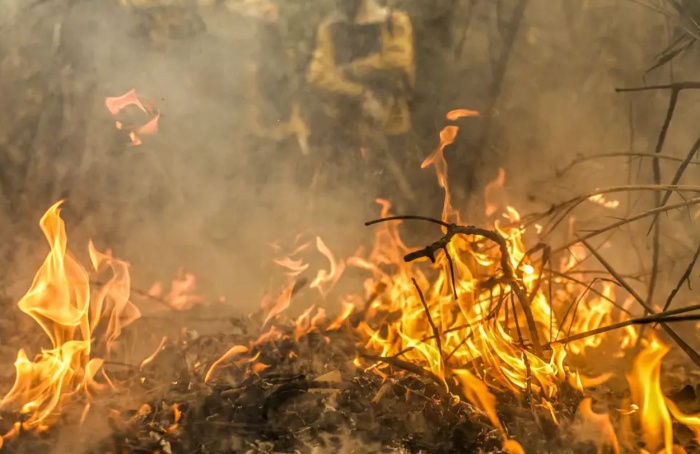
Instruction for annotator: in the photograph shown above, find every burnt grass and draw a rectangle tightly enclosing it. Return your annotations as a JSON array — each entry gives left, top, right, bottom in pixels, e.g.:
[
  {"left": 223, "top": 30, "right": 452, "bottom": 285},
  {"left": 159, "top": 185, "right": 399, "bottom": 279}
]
[{"left": 0, "top": 312, "right": 614, "bottom": 454}]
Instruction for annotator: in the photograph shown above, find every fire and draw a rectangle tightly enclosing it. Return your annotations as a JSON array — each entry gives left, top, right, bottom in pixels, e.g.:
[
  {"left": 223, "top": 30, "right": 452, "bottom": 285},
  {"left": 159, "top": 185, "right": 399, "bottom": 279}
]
[
  {"left": 309, "top": 236, "right": 346, "bottom": 297},
  {"left": 0, "top": 201, "right": 140, "bottom": 435},
  {"left": 196, "top": 109, "right": 657, "bottom": 451},
  {"left": 625, "top": 335, "right": 700, "bottom": 454},
  {"left": 627, "top": 336, "right": 673, "bottom": 454},
  {"left": 575, "top": 397, "right": 620, "bottom": 454},
  {"left": 105, "top": 89, "right": 160, "bottom": 146},
  {"left": 148, "top": 269, "right": 203, "bottom": 311}
]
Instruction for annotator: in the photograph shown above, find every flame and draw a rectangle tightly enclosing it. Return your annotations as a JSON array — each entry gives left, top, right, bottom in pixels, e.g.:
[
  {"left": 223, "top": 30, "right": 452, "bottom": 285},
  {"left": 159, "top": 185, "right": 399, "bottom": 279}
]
[
  {"left": 327, "top": 300, "right": 356, "bottom": 331},
  {"left": 446, "top": 108, "right": 479, "bottom": 121},
  {"left": 575, "top": 398, "right": 620, "bottom": 454},
  {"left": 588, "top": 193, "right": 620, "bottom": 209},
  {"left": 627, "top": 336, "right": 673, "bottom": 454},
  {"left": 309, "top": 236, "right": 346, "bottom": 297},
  {"left": 203, "top": 110, "right": 653, "bottom": 451},
  {"left": 105, "top": 89, "right": 159, "bottom": 146},
  {"left": 204, "top": 345, "right": 249, "bottom": 383},
  {"left": 167, "top": 403, "right": 181, "bottom": 433},
  {"left": 484, "top": 168, "right": 506, "bottom": 217},
  {"left": 421, "top": 126, "right": 459, "bottom": 222},
  {"left": 0, "top": 201, "right": 140, "bottom": 433},
  {"left": 149, "top": 270, "right": 203, "bottom": 311},
  {"left": 140, "top": 336, "right": 169, "bottom": 369},
  {"left": 262, "top": 283, "right": 294, "bottom": 327}
]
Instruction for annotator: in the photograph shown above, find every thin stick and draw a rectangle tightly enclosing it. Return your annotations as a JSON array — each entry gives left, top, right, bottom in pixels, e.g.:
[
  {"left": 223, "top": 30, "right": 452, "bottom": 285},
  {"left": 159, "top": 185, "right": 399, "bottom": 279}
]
[
  {"left": 366, "top": 215, "right": 450, "bottom": 228},
  {"left": 555, "top": 279, "right": 598, "bottom": 341},
  {"left": 579, "top": 237, "right": 700, "bottom": 368},
  {"left": 616, "top": 82, "right": 700, "bottom": 92},
  {"left": 659, "top": 133, "right": 700, "bottom": 209},
  {"left": 647, "top": 88, "right": 681, "bottom": 306},
  {"left": 551, "top": 197, "right": 700, "bottom": 255},
  {"left": 360, "top": 352, "right": 445, "bottom": 390},
  {"left": 555, "top": 151, "right": 700, "bottom": 177},
  {"left": 444, "top": 249, "right": 459, "bottom": 300},
  {"left": 661, "top": 242, "right": 700, "bottom": 312},
  {"left": 550, "top": 302, "right": 700, "bottom": 347},
  {"left": 412, "top": 278, "right": 444, "bottom": 365}
]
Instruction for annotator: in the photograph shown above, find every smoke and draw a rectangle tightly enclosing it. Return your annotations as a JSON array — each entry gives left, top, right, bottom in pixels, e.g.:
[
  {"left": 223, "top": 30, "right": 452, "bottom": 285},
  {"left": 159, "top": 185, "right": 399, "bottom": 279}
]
[{"left": 0, "top": 0, "right": 697, "bottom": 336}]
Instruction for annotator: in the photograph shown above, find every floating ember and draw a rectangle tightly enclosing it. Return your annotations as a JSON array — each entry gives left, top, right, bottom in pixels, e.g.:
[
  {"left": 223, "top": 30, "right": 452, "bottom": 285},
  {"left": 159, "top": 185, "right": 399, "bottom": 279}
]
[{"left": 105, "top": 89, "right": 160, "bottom": 146}]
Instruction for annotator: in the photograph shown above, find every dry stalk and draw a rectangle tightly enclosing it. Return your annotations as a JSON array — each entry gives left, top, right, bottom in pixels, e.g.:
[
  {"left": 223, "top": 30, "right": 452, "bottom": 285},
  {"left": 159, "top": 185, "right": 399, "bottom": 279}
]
[
  {"left": 579, "top": 237, "right": 700, "bottom": 368},
  {"left": 368, "top": 218, "right": 543, "bottom": 357}
]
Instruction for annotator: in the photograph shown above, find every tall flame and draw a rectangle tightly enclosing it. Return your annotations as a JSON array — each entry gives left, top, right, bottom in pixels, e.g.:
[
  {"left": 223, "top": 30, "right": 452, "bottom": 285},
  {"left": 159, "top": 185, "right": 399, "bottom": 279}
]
[
  {"left": 627, "top": 336, "right": 673, "bottom": 454},
  {"left": 0, "top": 201, "right": 140, "bottom": 432}
]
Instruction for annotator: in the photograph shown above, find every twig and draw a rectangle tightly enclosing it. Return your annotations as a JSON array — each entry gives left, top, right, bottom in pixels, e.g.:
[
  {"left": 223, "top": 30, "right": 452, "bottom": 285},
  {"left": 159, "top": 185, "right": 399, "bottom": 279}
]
[
  {"left": 555, "top": 279, "right": 598, "bottom": 341},
  {"left": 661, "top": 242, "right": 700, "bottom": 312},
  {"left": 579, "top": 237, "right": 700, "bottom": 368},
  {"left": 616, "top": 82, "right": 700, "bottom": 93},
  {"left": 647, "top": 87, "right": 681, "bottom": 306},
  {"left": 551, "top": 196, "right": 700, "bottom": 255},
  {"left": 365, "top": 215, "right": 449, "bottom": 228},
  {"left": 360, "top": 353, "right": 445, "bottom": 388},
  {"left": 444, "top": 249, "right": 459, "bottom": 300},
  {"left": 659, "top": 133, "right": 700, "bottom": 209},
  {"left": 400, "top": 222, "right": 543, "bottom": 356},
  {"left": 549, "top": 301, "right": 700, "bottom": 347},
  {"left": 412, "top": 278, "right": 444, "bottom": 366},
  {"left": 554, "top": 151, "right": 700, "bottom": 177}
]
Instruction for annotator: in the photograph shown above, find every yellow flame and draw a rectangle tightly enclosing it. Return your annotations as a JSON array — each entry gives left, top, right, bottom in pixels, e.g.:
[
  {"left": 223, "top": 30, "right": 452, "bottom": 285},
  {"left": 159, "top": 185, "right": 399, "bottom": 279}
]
[
  {"left": 0, "top": 201, "right": 140, "bottom": 432},
  {"left": 627, "top": 336, "right": 673, "bottom": 454}
]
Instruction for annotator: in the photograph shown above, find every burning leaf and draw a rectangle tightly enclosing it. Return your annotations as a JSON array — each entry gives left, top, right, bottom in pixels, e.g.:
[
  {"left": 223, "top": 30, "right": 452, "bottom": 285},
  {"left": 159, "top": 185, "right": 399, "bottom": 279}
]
[
  {"left": 105, "top": 89, "right": 160, "bottom": 146},
  {"left": 105, "top": 89, "right": 147, "bottom": 116}
]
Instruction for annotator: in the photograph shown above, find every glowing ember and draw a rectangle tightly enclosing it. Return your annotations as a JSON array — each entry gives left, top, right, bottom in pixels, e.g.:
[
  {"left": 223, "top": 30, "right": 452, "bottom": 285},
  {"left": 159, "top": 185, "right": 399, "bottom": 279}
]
[
  {"left": 105, "top": 89, "right": 160, "bottom": 146},
  {"left": 446, "top": 108, "right": 480, "bottom": 121}
]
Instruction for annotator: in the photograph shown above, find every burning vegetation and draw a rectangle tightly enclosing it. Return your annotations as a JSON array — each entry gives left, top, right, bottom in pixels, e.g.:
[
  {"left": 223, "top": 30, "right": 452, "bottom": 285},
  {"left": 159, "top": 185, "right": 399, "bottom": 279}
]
[
  {"left": 2, "top": 107, "right": 700, "bottom": 454},
  {"left": 2, "top": 3, "right": 700, "bottom": 452}
]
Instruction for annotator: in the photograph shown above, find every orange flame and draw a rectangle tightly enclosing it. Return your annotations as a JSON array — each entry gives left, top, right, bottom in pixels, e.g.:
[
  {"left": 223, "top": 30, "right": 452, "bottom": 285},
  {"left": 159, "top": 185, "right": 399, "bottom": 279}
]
[
  {"left": 575, "top": 398, "right": 620, "bottom": 454},
  {"left": 446, "top": 108, "right": 480, "bottom": 121},
  {"left": 0, "top": 201, "right": 140, "bottom": 432},
  {"left": 421, "top": 126, "right": 460, "bottom": 222},
  {"left": 309, "top": 236, "right": 346, "bottom": 297},
  {"left": 105, "top": 89, "right": 159, "bottom": 146},
  {"left": 484, "top": 168, "right": 506, "bottom": 217},
  {"left": 627, "top": 336, "right": 673, "bottom": 454}
]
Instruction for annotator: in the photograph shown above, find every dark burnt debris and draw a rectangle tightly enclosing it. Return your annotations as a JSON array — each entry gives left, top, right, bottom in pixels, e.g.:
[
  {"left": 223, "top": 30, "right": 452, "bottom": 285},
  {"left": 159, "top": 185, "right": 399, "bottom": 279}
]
[{"left": 0, "top": 314, "right": 595, "bottom": 454}]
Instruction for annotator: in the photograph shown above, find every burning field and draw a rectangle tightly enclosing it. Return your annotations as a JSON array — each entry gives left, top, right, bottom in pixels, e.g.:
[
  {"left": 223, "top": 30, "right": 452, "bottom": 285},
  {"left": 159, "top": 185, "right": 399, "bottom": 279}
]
[
  {"left": 4, "top": 1, "right": 700, "bottom": 453},
  {"left": 2, "top": 104, "right": 700, "bottom": 454}
]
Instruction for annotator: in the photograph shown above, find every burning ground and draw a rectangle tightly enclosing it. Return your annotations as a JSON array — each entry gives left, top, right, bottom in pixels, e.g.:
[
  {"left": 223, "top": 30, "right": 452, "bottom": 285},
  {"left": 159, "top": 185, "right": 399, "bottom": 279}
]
[{"left": 2, "top": 109, "right": 700, "bottom": 454}]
